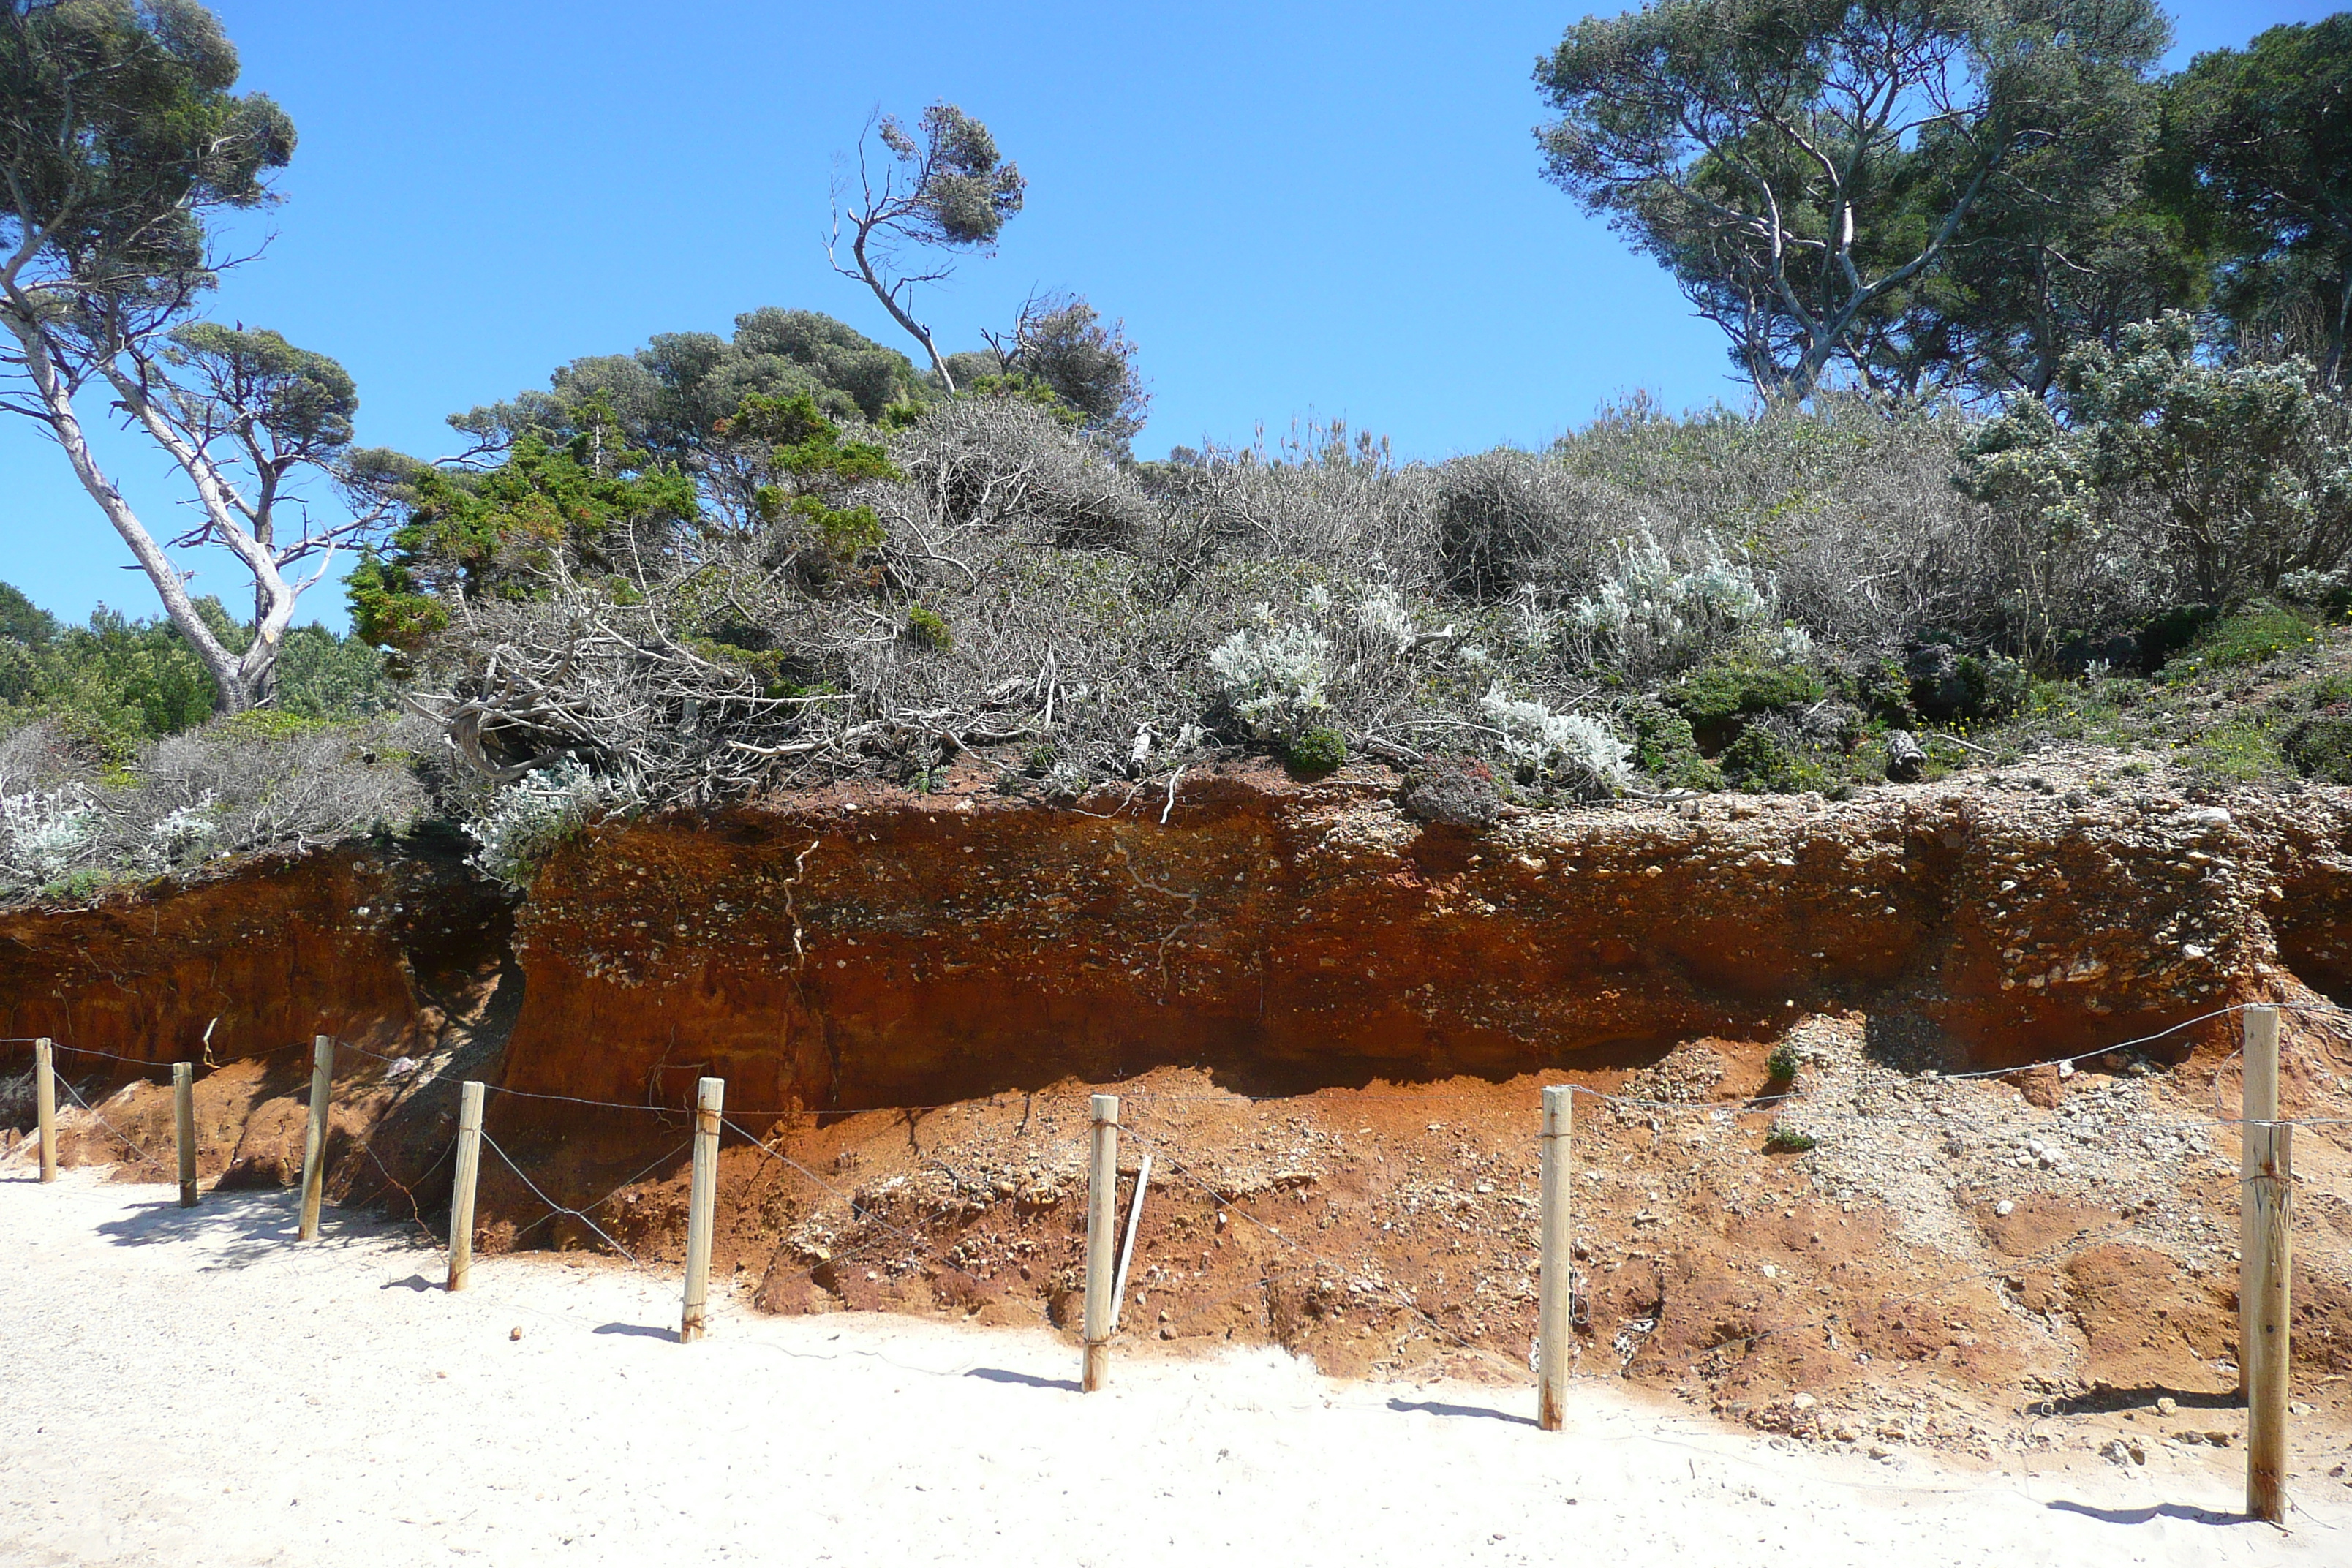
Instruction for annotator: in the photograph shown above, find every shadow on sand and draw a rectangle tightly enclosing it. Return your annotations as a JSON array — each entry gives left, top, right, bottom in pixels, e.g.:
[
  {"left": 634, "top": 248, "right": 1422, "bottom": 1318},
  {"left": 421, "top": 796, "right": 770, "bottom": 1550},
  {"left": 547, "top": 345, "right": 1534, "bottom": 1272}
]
[
  {"left": 94, "top": 1188, "right": 420, "bottom": 1271},
  {"left": 1387, "top": 1397, "right": 1537, "bottom": 1428},
  {"left": 2046, "top": 1500, "right": 2255, "bottom": 1528},
  {"left": 965, "top": 1366, "right": 1082, "bottom": 1393}
]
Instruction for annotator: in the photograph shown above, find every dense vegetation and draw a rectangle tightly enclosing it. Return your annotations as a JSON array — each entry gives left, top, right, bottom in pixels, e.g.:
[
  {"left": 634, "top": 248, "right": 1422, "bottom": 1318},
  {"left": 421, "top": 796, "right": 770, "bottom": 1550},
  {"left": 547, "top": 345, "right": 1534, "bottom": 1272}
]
[{"left": 12, "top": 1, "right": 2352, "bottom": 901}]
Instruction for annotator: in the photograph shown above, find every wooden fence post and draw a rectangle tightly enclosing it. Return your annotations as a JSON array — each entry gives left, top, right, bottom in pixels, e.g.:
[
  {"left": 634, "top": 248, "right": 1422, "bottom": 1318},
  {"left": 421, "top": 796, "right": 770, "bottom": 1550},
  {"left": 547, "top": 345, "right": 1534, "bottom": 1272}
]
[
  {"left": 34, "top": 1037, "right": 56, "bottom": 1183},
  {"left": 298, "top": 1035, "right": 333, "bottom": 1241},
  {"left": 1082, "top": 1093, "right": 1120, "bottom": 1392},
  {"left": 1537, "top": 1084, "right": 1574, "bottom": 1431},
  {"left": 446, "top": 1080, "right": 485, "bottom": 1292},
  {"left": 173, "top": 1062, "right": 197, "bottom": 1207},
  {"left": 679, "top": 1076, "right": 723, "bottom": 1343},
  {"left": 2240, "top": 1004, "right": 2291, "bottom": 1523}
]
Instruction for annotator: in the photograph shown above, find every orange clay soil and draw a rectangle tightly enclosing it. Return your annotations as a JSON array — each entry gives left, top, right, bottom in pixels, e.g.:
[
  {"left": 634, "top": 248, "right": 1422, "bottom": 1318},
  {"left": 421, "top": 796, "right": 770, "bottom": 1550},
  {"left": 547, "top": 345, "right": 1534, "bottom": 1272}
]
[{"left": 7, "top": 760, "right": 2352, "bottom": 1460}]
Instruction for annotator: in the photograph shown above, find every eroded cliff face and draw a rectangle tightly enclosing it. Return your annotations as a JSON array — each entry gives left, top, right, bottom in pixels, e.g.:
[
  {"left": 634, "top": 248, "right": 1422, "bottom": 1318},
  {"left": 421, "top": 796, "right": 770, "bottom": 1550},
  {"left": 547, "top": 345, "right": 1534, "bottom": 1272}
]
[
  {"left": 502, "top": 766, "right": 2352, "bottom": 1117},
  {"left": 10, "top": 767, "right": 2352, "bottom": 1456},
  {"left": 0, "top": 832, "right": 517, "bottom": 1199},
  {"left": 0, "top": 832, "right": 514, "bottom": 1067}
]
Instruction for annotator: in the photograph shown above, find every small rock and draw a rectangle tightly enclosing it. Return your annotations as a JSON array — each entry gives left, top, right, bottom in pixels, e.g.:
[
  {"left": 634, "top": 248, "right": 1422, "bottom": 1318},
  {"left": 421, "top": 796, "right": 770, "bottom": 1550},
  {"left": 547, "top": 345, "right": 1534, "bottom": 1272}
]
[
  {"left": 2155, "top": 1397, "right": 2176, "bottom": 1416},
  {"left": 1885, "top": 730, "right": 1927, "bottom": 783},
  {"left": 1995, "top": 1199, "right": 2016, "bottom": 1218},
  {"left": 2204, "top": 1431, "right": 2233, "bottom": 1447},
  {"left": 509, "top": 1327, "right": 523, "bottom": 1341},
  {"left": 1401, "top": 758, "right": 1501, "bottom": 829}
]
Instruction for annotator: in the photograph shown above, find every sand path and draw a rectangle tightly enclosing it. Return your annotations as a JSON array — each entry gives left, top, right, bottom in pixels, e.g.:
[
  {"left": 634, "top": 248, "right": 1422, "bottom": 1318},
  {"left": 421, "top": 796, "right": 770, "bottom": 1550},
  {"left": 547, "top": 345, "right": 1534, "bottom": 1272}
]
[{"left": 0, "top": 1167, "right": 2340, "bottom": 1567}]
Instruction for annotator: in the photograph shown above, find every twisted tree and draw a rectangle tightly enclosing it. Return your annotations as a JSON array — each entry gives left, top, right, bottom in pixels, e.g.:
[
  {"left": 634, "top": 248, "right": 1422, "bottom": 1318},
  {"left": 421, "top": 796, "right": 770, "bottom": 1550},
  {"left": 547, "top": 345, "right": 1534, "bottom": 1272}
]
[
  {"left": 0, "top": 0, "right": 389, "bottom": 710},
  {"left": 828, "top": 102, "right": 1025, "bottom": 392}
]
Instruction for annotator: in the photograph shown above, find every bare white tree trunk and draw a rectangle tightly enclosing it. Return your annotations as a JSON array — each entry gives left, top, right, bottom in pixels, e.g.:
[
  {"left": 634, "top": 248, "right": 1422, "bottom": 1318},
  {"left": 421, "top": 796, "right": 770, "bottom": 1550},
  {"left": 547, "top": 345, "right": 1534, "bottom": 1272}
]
[{"left": 1, "top": 314, "right": 255, "bottom": 709}]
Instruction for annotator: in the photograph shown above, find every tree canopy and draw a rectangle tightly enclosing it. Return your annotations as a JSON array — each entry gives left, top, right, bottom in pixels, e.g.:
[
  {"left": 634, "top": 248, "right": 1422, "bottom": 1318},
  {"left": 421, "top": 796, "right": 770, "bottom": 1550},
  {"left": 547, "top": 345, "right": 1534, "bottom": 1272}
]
[
  {"left": 2166, "top": 17, "right": 2352, "bottom": 379},
  {"left": 1536, "top": 0, "right": 2171, "bottom": 399},
  {"left": 0, "top": 1, "right": 389, "bottom": 712}
]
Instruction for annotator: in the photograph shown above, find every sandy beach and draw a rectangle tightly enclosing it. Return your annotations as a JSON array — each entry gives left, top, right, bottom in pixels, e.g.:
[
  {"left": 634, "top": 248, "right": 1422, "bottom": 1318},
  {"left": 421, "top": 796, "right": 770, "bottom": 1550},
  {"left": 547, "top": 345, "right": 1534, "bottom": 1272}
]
[{"left": 0, "top": 1164, "right": 2341, "bottom": 1568}]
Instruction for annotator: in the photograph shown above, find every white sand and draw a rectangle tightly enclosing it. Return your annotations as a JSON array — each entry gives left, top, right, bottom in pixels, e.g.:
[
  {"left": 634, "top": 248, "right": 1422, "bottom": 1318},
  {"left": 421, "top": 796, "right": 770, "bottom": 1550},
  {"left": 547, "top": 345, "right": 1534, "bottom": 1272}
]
[{"left": 0, "top": 1166, "right": 2342, "bottom": 1567}]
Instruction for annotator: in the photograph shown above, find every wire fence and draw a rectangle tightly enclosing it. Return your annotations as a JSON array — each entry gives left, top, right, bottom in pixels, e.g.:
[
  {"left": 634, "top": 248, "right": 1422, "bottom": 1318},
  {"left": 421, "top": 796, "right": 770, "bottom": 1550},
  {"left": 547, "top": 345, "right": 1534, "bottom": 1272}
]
[{"left": 3, "top": 995, "right": 2343, "bottom": 1403}]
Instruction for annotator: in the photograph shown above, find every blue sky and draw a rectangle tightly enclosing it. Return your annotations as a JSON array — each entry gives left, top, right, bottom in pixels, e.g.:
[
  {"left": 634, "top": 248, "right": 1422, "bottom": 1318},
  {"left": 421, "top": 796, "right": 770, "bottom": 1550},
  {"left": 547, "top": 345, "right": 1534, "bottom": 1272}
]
[{"left": 0, "top": 0, "right": 2337, "bottom": 628}]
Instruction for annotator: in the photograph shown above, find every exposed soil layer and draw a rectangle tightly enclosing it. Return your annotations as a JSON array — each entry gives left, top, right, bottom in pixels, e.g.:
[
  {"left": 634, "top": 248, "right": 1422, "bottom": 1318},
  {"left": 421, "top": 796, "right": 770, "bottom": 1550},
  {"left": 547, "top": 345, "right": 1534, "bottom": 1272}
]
[
  {"left": 8, "top": 761, "right": 2352, "bottom": 1463},
  {"left": 0, "top": 830, "right": 518, "bottom": 1215},
  {"left": 505, "top": 761, "right": 2352, "bottom": 1113}
]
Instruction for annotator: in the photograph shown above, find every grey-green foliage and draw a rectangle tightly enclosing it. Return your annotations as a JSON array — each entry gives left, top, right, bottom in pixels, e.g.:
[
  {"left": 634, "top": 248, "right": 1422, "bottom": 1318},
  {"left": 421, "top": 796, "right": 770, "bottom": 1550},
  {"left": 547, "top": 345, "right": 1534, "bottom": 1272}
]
[
  {"left": 1959, "top": 312, "right": 2352, "bottom": 627},
  {"left": 0, "top": 0, "right": 293, "bottom": 301},
  {"left": 951, "top": 294, "right": 1150, "bottom": 448},
  {"left": 0, "top": 709, "right": 429, "bottom": 904},
  {"left": 452, "top": 308, "right": 921, "bottom": 458}
]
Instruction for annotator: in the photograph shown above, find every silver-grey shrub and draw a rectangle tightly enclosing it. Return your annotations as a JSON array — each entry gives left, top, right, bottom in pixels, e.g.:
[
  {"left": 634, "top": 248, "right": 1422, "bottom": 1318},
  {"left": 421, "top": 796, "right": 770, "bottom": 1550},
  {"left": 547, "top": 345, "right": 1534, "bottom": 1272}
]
[{"left": 0, "top": 714, "right": 426, "bottom": 902}]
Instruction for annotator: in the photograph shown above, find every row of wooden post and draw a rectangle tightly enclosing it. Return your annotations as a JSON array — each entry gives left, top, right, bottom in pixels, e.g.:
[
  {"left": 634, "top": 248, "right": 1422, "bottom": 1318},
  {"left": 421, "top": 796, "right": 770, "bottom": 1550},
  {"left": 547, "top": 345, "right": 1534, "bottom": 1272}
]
[{"left": 15, "top": 1012, "right": 2299, "bottom": 1515}]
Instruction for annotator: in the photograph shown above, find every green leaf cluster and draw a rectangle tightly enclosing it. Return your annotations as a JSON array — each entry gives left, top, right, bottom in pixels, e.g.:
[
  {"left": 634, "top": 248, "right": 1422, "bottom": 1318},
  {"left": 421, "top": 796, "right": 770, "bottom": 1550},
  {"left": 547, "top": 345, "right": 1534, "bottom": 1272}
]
[
  {"left": 349, "top": 398, "right": 696, "bottom": 650},
  {"left": 1, "top": 583, "right": 388, "bottom": 752},
  {"left": 728, "top": 391, "right": 900, "bottom": 557}
]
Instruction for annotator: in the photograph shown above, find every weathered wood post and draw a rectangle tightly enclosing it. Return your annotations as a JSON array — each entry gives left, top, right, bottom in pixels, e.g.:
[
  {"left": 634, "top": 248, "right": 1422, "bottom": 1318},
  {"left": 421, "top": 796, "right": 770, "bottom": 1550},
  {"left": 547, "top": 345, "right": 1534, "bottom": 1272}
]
[
  {"left": 446, "top": 1081, "right": 486, "bottom": 1292},
  {"left": 1537, "top": 1084, "right": 1574, "bottom": 1431},
  {"left": 173, "top": 1062, "right": 197, "bottom": 1207},
  {"left": 1082, "top": 1093, "right": 1120, "bottom": 1392},
  {"left": 298, "top": 1035, "right": 333, "bottom": 1240},
  {"left": 34, "top": 1037, "right": 56, "bottom": 1183},
  {"left": 679, "top": 1076, "right": 723, "bottom": 1343},
  {"left": 2240, "top": 1005, "right": 2291, "bottom": 1523}
]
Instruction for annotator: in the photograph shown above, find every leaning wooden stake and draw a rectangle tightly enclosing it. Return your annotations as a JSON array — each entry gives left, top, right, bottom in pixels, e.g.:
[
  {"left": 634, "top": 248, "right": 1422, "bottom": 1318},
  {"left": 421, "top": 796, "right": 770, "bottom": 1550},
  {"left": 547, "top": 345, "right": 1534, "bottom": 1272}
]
[
  {"left": 1110, "top": 1153, "right": 1153, "bottom": 1332},
  {"left": 2240, "top": 1004, "right": 2291, "bottom": 1523},
  {"left": 173, "top": 1062, "right": 197, "bottom": 1207},
  {"left": 34, "top": 1037, "right": 56, "bottom": 1183},
  {"left": 446, "top": 1081, "right": 486, "bottom": 1292},
  {"left": 679, "top": 1076, "right": 723, "bottom": 1343},
  {"left": 1082, "top": 1093, "right": 1120, "bottom": 1392},
  {"left": 1537, "top": 1084, "right": 1575, "bottom": 1431},
  {"left": 298, "top": 1035, "right": 333, "bottom": 1240}
]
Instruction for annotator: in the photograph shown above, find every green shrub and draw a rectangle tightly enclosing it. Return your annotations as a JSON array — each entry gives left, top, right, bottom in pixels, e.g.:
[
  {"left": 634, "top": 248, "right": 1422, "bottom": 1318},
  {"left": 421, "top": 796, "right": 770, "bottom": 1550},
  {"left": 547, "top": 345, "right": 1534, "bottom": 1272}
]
[
  {"left": 1719, "top": 726, "right": 1804, "bottom": 793},
  {"left": 1765, "top": 1043, "right": 1800, "bottom": 1082},
  {"left": 1286, "top": 725, "right": 1347, "bottom": 776},
  {"left": 2138, "top": 603, "right": 2218, "bottom": 667},
  {"left": 214, "top": 709, "right": 333, "bottom": 743},
  {"left": 1666, "top": 659, "right": 1826, "bottom": 738},
  {"left": 1763, "top": 1126, "right": 1817, "bottom": 1153},
  {"left": 1957, "top": 653, "right": 2029, "bottom": 720},
  {"left": 2277, "top": 682, "right": 2352, "bottom": 785},
  {"left": 1852, "top": 657, "right": 1917, "bottom": 725},
  {"left": 1623, "top": 696, "right": 1722, "bottom": 791},
  {"left": 907, "top": 603, "right": 954, "bottom": 652},
  {"left": 2165, "top": 600, "right": 2315, "bottom": 681}
]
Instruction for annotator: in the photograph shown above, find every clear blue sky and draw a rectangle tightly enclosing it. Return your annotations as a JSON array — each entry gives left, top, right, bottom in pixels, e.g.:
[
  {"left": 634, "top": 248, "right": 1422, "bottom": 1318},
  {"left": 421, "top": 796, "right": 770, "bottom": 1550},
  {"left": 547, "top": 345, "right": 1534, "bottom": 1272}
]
[{"left": 0, "top": 0, "right": 2337, "bottom": 628}]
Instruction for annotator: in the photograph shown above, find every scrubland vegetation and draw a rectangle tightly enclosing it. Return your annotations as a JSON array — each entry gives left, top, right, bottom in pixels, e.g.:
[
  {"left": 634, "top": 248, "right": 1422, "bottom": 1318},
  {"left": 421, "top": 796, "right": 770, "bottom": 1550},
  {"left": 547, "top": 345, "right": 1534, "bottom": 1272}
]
[{"left": 11, "top": 1, "right": 2352, "bottom": 898}]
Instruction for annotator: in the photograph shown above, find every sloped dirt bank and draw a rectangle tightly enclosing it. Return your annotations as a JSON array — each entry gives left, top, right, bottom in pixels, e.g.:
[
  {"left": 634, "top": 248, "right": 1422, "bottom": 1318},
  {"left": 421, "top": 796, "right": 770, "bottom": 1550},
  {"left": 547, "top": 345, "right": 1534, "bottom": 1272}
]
[
  {"left": 0, "top": 829, "right": 518, "bottom": 1210},
  {"left": 8, "top": 761, "right": 2352, "bottom": 1466}
]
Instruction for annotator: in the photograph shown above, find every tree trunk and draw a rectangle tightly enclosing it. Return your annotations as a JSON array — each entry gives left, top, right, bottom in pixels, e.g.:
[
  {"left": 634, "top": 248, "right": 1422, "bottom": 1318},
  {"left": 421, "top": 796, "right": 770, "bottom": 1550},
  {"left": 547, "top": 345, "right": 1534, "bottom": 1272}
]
[{"left": 2, "top": 320, "right": 257, "bottom": 712}]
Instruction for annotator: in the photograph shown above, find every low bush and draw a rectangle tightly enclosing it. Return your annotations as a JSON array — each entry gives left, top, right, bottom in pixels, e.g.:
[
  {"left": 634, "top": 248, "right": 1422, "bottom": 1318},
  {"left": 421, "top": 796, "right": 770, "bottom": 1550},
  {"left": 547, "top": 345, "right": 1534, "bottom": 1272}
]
[
  {"left": 0, "top": 713, "right": 428, "bottom": 904},
  {"left": 1286, "top": 725, "right": 1347, "bottom": 776},
  {"left": 2163, "top": 600, "right": 2316, "bottom": 681},
  {"left": 1622, "top": 696, "right": 1721, "bottom": 791},
  {"left": 1718, "top": 725, "right": 1807, "bottom": 794},
  {"left": 1667, "top": 658, "right": 1826, "bottom": 742}
]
